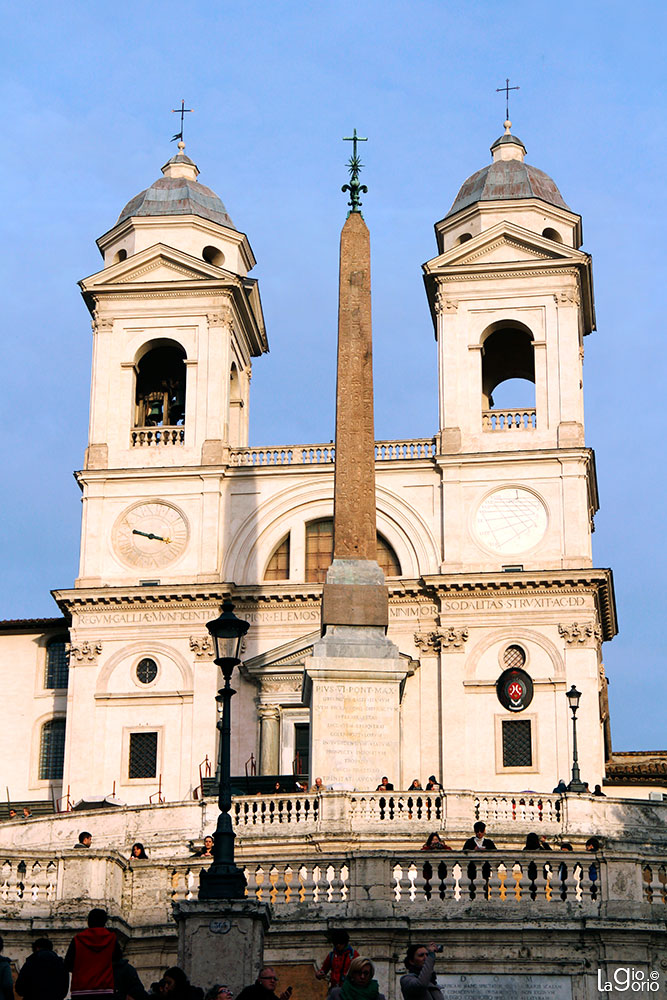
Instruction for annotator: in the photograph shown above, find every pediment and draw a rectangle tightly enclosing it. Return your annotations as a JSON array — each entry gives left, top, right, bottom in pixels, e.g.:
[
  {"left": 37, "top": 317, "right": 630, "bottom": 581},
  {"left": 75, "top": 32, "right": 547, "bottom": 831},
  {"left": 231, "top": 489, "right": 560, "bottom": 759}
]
[
  {"left": 81, "top": 244, "right": 234, "bottom": 291},
  {"left": 425, "top": 222, "right": 586, "bottom": 272}
]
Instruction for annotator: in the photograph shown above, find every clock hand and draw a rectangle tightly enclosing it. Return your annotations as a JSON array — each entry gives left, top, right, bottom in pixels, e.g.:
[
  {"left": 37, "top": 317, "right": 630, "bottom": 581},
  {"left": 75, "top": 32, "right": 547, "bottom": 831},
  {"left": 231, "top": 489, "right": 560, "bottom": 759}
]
[{"left": 132, "top": 529, "right": 167, "bottom": 542}]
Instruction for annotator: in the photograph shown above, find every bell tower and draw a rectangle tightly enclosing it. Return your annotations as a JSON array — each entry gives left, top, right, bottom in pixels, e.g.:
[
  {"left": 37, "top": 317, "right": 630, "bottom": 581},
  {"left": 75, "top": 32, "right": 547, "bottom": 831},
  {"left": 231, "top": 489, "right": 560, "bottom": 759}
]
[
  {"left": 76, "top": 143, "right": 268, "bottom": 587},
  {"left": 423, "top": 122, "right": 596, "bottom": 574}
]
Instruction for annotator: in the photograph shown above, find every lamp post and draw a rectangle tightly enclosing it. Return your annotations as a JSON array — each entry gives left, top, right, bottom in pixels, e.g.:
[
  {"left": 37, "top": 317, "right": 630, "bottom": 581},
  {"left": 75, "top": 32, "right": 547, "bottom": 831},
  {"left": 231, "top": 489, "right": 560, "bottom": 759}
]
[
  {"left": 566, "top": 684, "right": 587, "bottom": 793},
  {"left": 199, "top": 599, "right": 250, "bottom": 899}
]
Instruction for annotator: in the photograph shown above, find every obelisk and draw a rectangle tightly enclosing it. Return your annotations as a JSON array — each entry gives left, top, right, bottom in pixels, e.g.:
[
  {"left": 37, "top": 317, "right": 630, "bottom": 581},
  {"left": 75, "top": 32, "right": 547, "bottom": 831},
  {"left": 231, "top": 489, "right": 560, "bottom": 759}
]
[{"left": 304, "top": 132, "right": 406, "bottom": 790}]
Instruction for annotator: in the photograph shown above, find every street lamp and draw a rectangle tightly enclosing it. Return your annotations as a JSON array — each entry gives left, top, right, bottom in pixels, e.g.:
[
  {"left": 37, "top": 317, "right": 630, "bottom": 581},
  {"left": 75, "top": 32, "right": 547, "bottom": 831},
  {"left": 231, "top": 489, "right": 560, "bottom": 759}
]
[
  {"left": 566, "top": 684, "right": 587, "bottom": 793},
  {"left": 199, "top": 599, "right": 250, "bottom": 899}
]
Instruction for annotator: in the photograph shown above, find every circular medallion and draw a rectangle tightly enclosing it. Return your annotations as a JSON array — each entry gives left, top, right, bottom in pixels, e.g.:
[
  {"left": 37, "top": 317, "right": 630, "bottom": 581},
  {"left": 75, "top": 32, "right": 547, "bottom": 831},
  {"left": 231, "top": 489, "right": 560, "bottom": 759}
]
[
  {"left": 497, "top": 667, "right": 534, "bottom": 712},
  {"left": 113, "top": 501, "right": 189, "bottom": 568},
  {"left": 474, "top": 487, "right": 547, "bottom": 554}
]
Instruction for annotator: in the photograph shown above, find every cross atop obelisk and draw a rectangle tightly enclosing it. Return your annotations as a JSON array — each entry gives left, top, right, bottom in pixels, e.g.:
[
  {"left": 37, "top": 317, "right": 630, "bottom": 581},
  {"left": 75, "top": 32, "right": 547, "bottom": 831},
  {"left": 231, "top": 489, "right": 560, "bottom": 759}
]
[{"left": 321, "top": 132, "right": 388, "bottom": 630}]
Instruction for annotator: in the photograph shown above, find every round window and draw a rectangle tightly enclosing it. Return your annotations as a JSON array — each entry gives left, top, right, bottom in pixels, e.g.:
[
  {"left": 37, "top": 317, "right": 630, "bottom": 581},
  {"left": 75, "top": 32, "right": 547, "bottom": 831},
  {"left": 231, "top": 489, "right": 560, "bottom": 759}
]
[
  {"left": 503, "top": 644, "right": 526, "bottom": 669},
  {"left": 136, "top": 658, "right": 158, "bottom": 684}
]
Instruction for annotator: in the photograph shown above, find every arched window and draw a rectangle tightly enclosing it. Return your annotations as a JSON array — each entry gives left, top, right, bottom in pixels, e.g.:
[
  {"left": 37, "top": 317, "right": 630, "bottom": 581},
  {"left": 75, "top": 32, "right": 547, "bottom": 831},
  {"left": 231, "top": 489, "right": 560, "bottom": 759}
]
[
  {"left": 482, "top": 325, "right": 536, "bottom": 412},
  {"left": 264, "top": 535, "right": 290, "bottom": 580},
  {"left": 45, "top": 637, "right": 69, "bottom": 689},
  {"left": 305, "top": 519, "right": 401, "bottom": 583},
  {"left": 39, "top": 719, "right": 66, "bottom": 780},
  {"left": 135, "top": 343, "right": 186, "bottom": 427},
  {"left": 542, "top": 227, "right": 562, "bottom": 243}
]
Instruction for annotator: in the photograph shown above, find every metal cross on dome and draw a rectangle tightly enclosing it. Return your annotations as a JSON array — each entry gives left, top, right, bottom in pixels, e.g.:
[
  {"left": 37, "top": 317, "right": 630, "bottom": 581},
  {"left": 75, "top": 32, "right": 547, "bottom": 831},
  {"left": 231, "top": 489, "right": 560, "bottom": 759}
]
[
  {"left": 496, "top": 78, "right": 519, "bottom": 121},
  {"left": 171, "top": 99, "right": 194, "bottom": 143}
]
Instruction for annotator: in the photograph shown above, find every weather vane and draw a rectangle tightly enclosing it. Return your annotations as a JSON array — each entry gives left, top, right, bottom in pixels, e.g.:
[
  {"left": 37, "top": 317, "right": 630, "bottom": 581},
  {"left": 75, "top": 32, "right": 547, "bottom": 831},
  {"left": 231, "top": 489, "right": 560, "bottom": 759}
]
[
  {"left": 496, "top": 78, "right": 519, "bottom": 122},
  {"left": 171, "top": 99, "right": 194, "bottom": 143},
  {"left": 342, "top": 128, "right": 368, "bottom": 214}
]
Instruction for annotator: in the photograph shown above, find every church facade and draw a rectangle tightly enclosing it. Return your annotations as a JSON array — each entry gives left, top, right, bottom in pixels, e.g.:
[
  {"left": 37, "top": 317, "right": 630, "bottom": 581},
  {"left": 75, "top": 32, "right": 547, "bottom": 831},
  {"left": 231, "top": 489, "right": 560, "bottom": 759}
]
[{"left": 1, "top": 127, "right": 663, "bottom": 815}]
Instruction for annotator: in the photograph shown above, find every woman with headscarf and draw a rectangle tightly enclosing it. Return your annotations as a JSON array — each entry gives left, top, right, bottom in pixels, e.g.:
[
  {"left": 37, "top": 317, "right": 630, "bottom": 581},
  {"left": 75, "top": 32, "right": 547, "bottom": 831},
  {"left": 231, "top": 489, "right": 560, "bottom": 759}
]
[{"left": 328, "top": 957, "right": 385, "bottom": 1000}]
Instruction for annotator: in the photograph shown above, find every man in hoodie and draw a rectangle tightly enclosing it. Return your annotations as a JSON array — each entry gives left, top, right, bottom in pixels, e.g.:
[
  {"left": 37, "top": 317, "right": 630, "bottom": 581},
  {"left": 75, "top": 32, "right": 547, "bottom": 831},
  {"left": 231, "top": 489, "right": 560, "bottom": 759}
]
[
  {"left": 64, "top": 908, "right": 121, "bottom": 1000},
  {"left": 15, "top": 938, "right": 68, "bottom": 1000},
  {"left": 0, "top": 935, "right": 14, "bottom": 1000}
]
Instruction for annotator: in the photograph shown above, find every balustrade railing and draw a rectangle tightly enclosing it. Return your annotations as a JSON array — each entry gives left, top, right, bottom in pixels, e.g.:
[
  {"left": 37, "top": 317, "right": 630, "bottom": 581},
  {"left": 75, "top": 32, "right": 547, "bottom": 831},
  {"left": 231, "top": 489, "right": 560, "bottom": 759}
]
[
  {"left": 482, "top": 409, "right": 537, "bottom": 431},
  {"left": 233, "top": 794, "right": 320, "bottom": 828},
  {"left": 391, "top": 853, "right": 599, "bottom": 905},
  {"left": 1, "top": 849, "right": 665, "bottom": 919},
  {"left": 131, "top": 426, "right": 185, "bottom": 447},
  {"left": 476, "top": 794, "right": 562, "bottom": 826},
  {"left": 229, "top": 438, "right": 436, "bottom": 467},
  {"left": 0, "top": 856, "right": 59, "bottom": 904}
]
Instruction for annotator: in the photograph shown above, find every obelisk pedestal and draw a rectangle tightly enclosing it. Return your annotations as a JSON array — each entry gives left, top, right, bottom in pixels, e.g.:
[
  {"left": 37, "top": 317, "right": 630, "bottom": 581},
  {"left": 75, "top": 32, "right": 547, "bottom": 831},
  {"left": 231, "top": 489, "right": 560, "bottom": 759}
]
[
  {"left": 173, "top": 899, "right": 271, "bottom": 998},
  {"left": 305, "top": 168, "right": 406, "bottom": 790}
]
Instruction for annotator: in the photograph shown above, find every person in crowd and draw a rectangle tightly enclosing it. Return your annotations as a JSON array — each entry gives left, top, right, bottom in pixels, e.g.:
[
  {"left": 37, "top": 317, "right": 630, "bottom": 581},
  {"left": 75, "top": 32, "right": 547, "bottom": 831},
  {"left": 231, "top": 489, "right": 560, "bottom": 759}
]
[
  {"left": 0, "top": 935, "right": 15, "bottom": 1000},
  {"left": 113, "top": 952, "right": 150, "bottom": 1000},
  {"left": 375, "top": 777, "right": 394, "bottom": 791},
  {"left": 523, "top": 832, "right": 544, "bottom": 851},
  {"left": 462, "top": 821, "right": 496, "bottom": 851},
  {"left": 420, "top": 832, "right": 452, "bottom": 851},
  {"left": 328, "top": 957, "right": 385, "bottom": 1000},
  {"left": 23, "top": 806, "right": 32, "bottom": 818},
  {"left": 273, "top": 781, "right": 283, "bottom": 793},
  {"left": 310, "top": 777, "right": 325, "bottom": 792},
  {"left": 64, "top": 907, "right": 121, "bottom": 1000},
  {"left": 236, "top": 967, "right": 292, "bottom": 1000},
  {"left": 424, "top": 776, "right": 442, "bottom": 792},
  {"left": 203, "top": 986, "right": 233, "bottom": 1000},
  {"left": 130, "top": 842, "right": 148, "bottom": 860},
  {"left": 400, "top": 942, "right": 444, "bottom": 1000},
  {"left": 316, "top": 929, "right": 359, "bottom": 990},
  {"left": 559, "top": 842, "right": 574, "bottom": 852},
  {"left": 15, "top": 936, "right": 68, "bottom": 1000},
  {"left": 158, "top": 966, "right": 203, "bottom": 998},
  {"left": 593, "top": 784, "right": 606, "bottom": 796},
  {"left": 552, "top": 779, "right": 568, "bottom": 793},
  {"left": 7, "top": 809, "right": 17, "bottom": 819},
  {"left": 585, "top": 836, "right": 601, "bottom": 852},
  {"left": 409, "top": 779, "right": 423, "bottom": 790},
  {"left": 74, "top": 831, "right": 93, "bottom": 849},
  {"left": 194, "top": 836, "right": 214, "bottom": 858},
  {"left": 295, "top": 780, "right": 308, "bottom": 792}
]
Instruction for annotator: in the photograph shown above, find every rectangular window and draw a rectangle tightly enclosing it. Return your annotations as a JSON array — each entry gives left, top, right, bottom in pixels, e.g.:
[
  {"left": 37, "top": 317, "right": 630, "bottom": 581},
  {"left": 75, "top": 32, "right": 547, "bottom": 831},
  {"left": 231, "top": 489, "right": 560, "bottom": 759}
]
[
  {"left": 128, "top": 731, "right": 158, "bottom": 779},
  {"left": 294, "top": 723, "right": 310, "bottom": 776},
  {"left": 502, "top": 719, "right": 532, "bottom": 767},
  {"left": 45, "top": 639, "right": 69, "bottom": 689}
]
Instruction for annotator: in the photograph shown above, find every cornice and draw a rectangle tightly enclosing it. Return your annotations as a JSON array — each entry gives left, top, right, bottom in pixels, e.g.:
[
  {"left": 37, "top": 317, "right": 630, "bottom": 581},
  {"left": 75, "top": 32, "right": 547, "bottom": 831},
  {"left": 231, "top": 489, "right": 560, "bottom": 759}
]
[
  {"left": 420, "top": 568, "right": 617, "bottom": 640},
  {"left": 53, "top": 570, "right": 616, "bottom": 639}
]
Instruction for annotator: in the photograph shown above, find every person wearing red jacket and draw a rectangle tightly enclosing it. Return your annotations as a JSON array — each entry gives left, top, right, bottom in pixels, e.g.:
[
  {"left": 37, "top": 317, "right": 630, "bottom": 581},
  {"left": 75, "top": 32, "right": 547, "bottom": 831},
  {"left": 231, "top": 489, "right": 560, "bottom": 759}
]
[
  {"left": 316, "top": 929, "right": 359, "bottom": 991},
  {"left": 64, "top": 908, "right": 121, "bottom": 1000}
]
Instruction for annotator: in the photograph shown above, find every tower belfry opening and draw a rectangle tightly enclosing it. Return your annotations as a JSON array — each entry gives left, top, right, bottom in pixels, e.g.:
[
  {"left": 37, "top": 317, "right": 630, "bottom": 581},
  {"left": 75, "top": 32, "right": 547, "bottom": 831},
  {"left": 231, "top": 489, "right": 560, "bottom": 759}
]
[
  {"left": 482, "top": 324, "right": 536, "bottom": 411},
  {"left": 135, "top": 342, "right": 186, "bottom": 428}
]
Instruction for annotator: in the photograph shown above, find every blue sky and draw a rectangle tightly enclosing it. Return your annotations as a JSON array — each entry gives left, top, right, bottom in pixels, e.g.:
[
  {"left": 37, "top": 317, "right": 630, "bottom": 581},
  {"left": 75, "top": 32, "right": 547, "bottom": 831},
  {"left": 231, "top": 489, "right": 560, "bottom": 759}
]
[{"left": 1, "top": 0, "right": 664, "bottom": 750}]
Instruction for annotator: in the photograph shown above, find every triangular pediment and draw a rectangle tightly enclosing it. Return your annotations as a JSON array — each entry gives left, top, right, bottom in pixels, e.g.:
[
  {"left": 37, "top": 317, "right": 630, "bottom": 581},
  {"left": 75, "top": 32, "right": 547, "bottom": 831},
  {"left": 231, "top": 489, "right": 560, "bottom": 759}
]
[
  {"left": 80, "top": 243, "right": 236, "bottom": 291},
  {"left": 424, "top": 221, "right": 587, "bottom": 273}
]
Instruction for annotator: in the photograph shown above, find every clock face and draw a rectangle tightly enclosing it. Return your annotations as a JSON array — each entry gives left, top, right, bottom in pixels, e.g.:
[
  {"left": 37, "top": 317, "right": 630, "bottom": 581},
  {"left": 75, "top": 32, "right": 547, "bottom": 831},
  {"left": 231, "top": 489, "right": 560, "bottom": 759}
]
[
  {"left": 474, "top": 488, "right": 547, "bottom": 555},
  {"left": 114, "top": 502, "right": 189, "bottom": 568}
]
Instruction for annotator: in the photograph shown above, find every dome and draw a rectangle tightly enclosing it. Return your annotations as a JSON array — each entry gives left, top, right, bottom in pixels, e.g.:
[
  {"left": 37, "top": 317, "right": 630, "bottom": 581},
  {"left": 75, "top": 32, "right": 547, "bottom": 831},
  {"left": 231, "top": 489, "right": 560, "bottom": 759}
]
[
  {"left": 446, "top": 128, "right": 571, "bottom": 219},
  {"left": 116, "top": 147, "right": 236, "bottom": 230}
]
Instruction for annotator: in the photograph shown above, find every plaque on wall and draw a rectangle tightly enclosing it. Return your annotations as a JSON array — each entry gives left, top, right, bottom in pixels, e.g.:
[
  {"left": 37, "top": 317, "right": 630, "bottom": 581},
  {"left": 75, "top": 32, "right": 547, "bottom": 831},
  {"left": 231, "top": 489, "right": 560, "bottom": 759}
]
[{"left": 438, "top": 974, "right": 572, "bottom": 1000}]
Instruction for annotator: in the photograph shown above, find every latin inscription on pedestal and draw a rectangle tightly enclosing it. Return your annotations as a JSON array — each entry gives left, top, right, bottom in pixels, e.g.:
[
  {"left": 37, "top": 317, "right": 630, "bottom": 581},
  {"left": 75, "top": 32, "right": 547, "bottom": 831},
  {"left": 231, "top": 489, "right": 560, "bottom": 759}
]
[
  {"left": 438, "top": 975, "right": 572, "bottom": 1000},
  {"left": 310, "top": 678, "right": 400, "bottom": 787}
]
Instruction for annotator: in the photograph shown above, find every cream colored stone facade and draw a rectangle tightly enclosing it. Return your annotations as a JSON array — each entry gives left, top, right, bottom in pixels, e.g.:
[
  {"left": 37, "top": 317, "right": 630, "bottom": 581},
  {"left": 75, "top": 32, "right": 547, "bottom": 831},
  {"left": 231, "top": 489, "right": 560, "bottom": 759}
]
[{"left": 0, "top": 132, "right": 662, "bottom": 818}]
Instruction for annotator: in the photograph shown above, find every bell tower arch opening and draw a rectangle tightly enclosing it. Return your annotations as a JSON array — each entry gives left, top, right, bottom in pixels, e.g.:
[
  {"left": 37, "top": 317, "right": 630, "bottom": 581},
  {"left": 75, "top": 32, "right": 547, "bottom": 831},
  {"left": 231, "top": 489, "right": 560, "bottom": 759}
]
[
  {"left": 481, "top": 321, "right": 536, "bottom": 427},
  {"left": 134, "top": 340, "right": 187, "bottom": 431}
]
